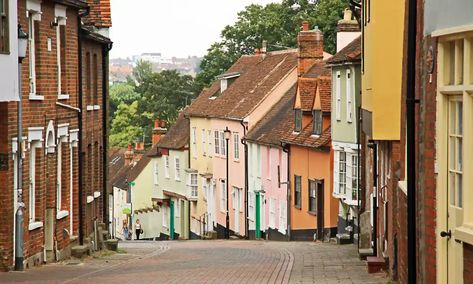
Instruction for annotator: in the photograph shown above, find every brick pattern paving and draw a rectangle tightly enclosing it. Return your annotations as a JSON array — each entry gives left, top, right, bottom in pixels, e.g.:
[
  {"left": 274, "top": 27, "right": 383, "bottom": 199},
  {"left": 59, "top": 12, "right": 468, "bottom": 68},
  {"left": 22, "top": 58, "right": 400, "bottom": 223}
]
[{"left": 1, "top": 240, "right": 388, "bottom": 284}]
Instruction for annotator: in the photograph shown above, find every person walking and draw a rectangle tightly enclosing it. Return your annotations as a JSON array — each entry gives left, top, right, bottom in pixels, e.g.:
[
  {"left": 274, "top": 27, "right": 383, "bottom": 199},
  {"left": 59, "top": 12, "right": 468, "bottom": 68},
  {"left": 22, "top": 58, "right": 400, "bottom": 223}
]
[
  {"left": 122, "top": 219, "right": 129, "bottom": 240},
  {"left": 134, "top": 219, "right": 143, "bottom": 240}
]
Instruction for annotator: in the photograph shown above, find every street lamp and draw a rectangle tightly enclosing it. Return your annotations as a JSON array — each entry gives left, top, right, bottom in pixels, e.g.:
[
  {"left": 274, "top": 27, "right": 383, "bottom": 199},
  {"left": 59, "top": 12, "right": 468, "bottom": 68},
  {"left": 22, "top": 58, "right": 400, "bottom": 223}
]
[
  {"left": 223, "top": 127, "right": 231, "bottom": 239},
  {"left": 15, "top": 24, "right": 28, "bottom": 271}
]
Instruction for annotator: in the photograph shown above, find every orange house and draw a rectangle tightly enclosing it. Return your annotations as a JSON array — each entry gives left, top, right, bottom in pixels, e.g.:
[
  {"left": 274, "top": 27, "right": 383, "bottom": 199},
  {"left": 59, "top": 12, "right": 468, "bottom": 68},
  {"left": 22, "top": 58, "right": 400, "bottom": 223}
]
[{"left": 282, "top": 24, "right": 338, "bottom": 241}]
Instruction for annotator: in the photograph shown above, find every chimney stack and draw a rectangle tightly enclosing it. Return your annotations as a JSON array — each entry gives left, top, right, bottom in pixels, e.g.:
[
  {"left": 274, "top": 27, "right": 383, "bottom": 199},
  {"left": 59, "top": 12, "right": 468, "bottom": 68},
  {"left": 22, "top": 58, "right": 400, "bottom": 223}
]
[
  {"left": 298, "top": 21, "right": 324, "bottom": 75},
  {"left": 152, "top": 119, "right": 167, "bottom": 146},
  {"left": 336, "top": 8, "right": 360, "bottom": 52},
  {"left": 124, "top": 144, "right": 134, "bottom": 166}
]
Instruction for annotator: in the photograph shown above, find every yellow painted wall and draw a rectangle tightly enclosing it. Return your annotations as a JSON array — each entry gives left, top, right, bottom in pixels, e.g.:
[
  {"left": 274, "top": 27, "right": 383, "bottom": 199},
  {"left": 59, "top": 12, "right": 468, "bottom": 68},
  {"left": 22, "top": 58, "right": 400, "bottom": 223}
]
[
  {"left": 130, "top": 161, "right": 154, "bottom": 209},
  {"left": 362, "top": 0, "right": 405, "bottom": 140}
]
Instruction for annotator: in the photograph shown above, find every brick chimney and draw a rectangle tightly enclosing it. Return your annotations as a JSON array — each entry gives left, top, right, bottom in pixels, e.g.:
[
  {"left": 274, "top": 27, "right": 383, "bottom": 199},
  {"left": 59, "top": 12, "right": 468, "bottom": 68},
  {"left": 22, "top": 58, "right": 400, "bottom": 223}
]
[
  {"left": 124, "top": 144, "right": 134, "bottom": 166},
  {"left": 336, "top": 9, "right": 360, "bottom": 52},
  {"left": 152, "top": 119, "right": 167, "bottom": 146},
  {"left": 298, "top": 21, "right": 324, "bottom": 76}
]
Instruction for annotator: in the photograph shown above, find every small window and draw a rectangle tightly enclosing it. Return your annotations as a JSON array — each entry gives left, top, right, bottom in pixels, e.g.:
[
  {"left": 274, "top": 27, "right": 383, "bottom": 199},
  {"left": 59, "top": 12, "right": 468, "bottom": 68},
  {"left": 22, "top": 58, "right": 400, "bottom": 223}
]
[
  {"left": 208, "top": 130, "right": 213, "bottom": 157},
  {"left": 219, "top": 131, "right": 226, "bottom": 156},
  {"left": 191, "top": 128, "right": 197, "bottom": 158},
  {"left": 174, "top": 157, "right": 180, "bottom": 181},
  {"left": 309, "top": 180, "right": 317, "bottom": 212},
  {"left": 220, "top": 180, "right": 226, "bottom": 211},
  {"left": 85, "top": 52, "right": 91, "bottom": 105},
  {"left": 0, "top": 0, "right": 9, "bottom": 53},
  {"left": 339, "top": 152, "right": 347, "bottom": 194},
  {"left": 93, "top": 54, "right": 98, "bottom": 105},
  {"left": 189, "top": 173, "right": 198, "bottom": 198},
  {"left": 313, "top": 110, "right": 322, "bottom": 135},
  {"left": 294, "top": 175, "right": 301, "bottom": 208},
  {"left": 294, "top": 109, "right": 302, "bottom": 132},
  {"left": 269, "top": 198, "right": 275, "bottom": 228},
  {"left": 164, "top": 156, "right": 170, "bottom": 178},
  {"left": 214, "top": 131, "right": 220, "bottom": 155},
  {"left": 346, "top": 69, "right": 353, "bottom": 123},
  {"left": 57, "top": 23, "right": 67, "bottom": 96},
  {"left": 233, "top": 133, "right": 239, "bottom": 160},
  {"left": 28, "top": 12, "right": 41, "bottom": 98},
  {"left": 202, "top": 129, "right": 206, "bottom": 156},
  {"left": 335, "top": 71, "right": 341, "bottom": 120}
]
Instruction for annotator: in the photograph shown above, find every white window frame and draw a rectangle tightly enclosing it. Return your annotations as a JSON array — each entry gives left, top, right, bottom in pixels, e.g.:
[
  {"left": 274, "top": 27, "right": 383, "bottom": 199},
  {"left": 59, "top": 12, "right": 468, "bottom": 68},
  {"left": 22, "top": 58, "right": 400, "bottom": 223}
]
[
  {"left": 335, "top": 71, "right": 341, "bottom": 121},
  {"left": 27, "top": 9, "right": 43, "bottom": 100},
  {"left": 339, "top": 151, "right": 347, "bottom": 194},
  {"left": 153, "top": 161, "right": 158, "bottom": 185},
  {"left": 269, "top": 198, "right": 276, "bottom": 228},
  {"left": 346, "top": 68, "right": 353, "bottom": 123},
  {"left": 174, "top": 156, "right": 181, "bottom": 181},
  {"left": 334, "top": 150, "right": 340, "bottom": 195},
  {"left": 55, "top": 5, "right": 68, "bottom": 99},
  {"left": 248, "top": 193, "right": 255, "bottom": 222},
  {"left": 29, "top": 139, "right": 42, "bottom": 225},
  {"left": 233, "top": 132, "right": 239, "bottom": 160},
  {"left": 188, "top": 173, "right": 198, "bottom": 198},
  {"left": 202, "top": 129, "right": 206, "bottom": 156},
  {"left": 220, "top": 130, "right": 226, "bottom": 156},
  {"left": 56, "top": 127, "right": 68, "bottom": 216},
  {"left": 164, "top": 156, "right": 170, "bottom": 178},
  {"left": 191, "top": 127, "right": 197, "bottom": 158},
  {"left": 214, "top": 130, "right": 220, "bottom": 155}
]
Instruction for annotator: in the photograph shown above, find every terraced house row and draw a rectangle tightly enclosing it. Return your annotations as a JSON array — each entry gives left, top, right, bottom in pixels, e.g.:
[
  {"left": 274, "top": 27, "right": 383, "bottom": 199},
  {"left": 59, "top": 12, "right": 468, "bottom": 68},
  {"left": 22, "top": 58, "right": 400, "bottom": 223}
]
[{"left": 0, "top": 0, "right": 112, "bottom": 271}]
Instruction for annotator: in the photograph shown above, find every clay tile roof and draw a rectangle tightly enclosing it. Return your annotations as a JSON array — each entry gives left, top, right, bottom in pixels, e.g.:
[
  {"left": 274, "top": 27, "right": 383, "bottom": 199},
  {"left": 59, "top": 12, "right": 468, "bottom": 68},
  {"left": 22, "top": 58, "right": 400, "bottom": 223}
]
[
  {"left": 298, "top": 79, "right": 318, "bottom": 111},
  {"left": 156, "top": 112, "right": 190, "bottom": 150},
  {"left": 127, "top": 149, "right": 152, "bottom": 182},
  {"left": 282, "top": 124, "right": 331, "bottom": 150},
  {"left": 326, "top": 36, "right": 361, "bottom": 64},
  {"left": 303, "top": 61, "right": 331, "bottom": 78},
  {"left": 317, "top": 76, "right": 332, "bottom": 113},
  {"left": 187, "top": 50, "right": 298, "bottom": 120},
  {"left": 83, "top": 0, "right": 112, "bottom": 28},
  {"left": 245, "top": 84, "right": 296, "bottom": 147}
]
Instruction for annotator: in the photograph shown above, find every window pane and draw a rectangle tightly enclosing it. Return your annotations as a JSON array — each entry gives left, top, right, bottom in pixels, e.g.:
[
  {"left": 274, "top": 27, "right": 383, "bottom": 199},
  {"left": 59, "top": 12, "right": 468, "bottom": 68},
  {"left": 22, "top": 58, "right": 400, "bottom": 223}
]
[{"left": 457, "top": 173, "right": 462, "bottom": 208}]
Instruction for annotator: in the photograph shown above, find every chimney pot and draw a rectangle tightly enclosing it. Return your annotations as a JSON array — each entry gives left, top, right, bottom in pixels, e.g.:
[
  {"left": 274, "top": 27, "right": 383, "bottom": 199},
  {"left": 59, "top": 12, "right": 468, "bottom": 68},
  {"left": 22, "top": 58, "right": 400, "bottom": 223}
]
[
  {"left": 127, "top": 144, "right": 132, "bottom": 151},
  {"left": 343, "top": 8, "right": 352, "bottom": 21},
  {"left": 255, "top": 48, "right": 261, "bottom": 55},
  {"left": 154, "top": 119, "right": 159, "bottom": 129},
  {"left": 302, "top": 21, "right": 309, "bottom": 31},
  {"left": 160, "top": 120, "right": 166, "bottom": 128}
]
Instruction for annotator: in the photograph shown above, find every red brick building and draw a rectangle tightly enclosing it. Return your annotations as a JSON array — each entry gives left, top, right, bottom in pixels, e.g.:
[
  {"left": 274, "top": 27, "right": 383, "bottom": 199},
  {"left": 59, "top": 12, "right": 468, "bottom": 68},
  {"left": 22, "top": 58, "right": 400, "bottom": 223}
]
[{"left": 0, "top": 0, "right": 111, "bottom": 271}]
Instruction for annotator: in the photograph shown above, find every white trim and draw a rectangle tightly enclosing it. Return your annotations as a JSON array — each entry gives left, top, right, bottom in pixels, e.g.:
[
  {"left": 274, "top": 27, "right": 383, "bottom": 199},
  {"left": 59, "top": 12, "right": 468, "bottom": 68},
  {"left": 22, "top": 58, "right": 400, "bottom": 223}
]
[
  {"left": 58, "top": 94, "right": 70, "bottom": 100},
  {"left": 28, "top": 127, "right": 44, "bottom": 143},
  {"left": 346, "top": 68, "right": 353, "bottom": 123},
  {"left": 93, "top": 105, "right": 100, "bottom": 110},
  {"left": 54, "top": 4, "right": 67, "bottom": 19},
  {"left": 332, "top": 141, "right": 358, "bottom": 151},
  {"left": 432, "top": 24, "right": 473, "bottom": 38},
  {"left": 27, "top": 0, "right": 42, "bottom": 13},
  {"left": 29, "top": 94, "right": 44, "bottom": 100},
  {"left": 45, "top": 121, "right": 56, "bottom": 154},
  {"left": 56, "top": 210, "right": 69, "bottom": 220},
  {"left": 86, "top": 105, "right": 94, "bottom": 111},
  {"left": 335, "top": 71, "right": 341, "bottom": 121},
  {"left": 94, "top": 191, "right": 101, "bottom": 198},
  {"left": 87, "top": 196, "right": 94, "bottom": 203},
  {"left": 28, "top": 221, "right": 43, "bottom": 231}
]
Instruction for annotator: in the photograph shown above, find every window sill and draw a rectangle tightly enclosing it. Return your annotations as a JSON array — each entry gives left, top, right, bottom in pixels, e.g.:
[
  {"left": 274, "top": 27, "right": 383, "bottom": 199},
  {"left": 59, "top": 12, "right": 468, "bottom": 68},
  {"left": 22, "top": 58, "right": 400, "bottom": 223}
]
[
  {"left": 58, "top": 94, "right": 70, "bottom": 100},
  {"left": 86, "top": 105, "right": 94, "bottom": 111},
  {"left": 398, "top": 180, "right": 407, "bottom": 196},
  {"left": 294, "top": 205, "right": 301, "bottom": 210},
  {"left": 86, "top": 195, "right": 94, "bottom": 203},
  {"left": 94, "top": 191, "right": 101, "bottom": 198},
  {"left": 93, "top": 105, "right": 101, "bottom": 110},
  {"left": 233, "top": 159, "right": 240, "bottom": 163},
  {"left": 56, "top": 210, "right": 69, "bottom": 220},
  {"left": 175, "top": 178, "right": 181, "bottom": 182},
  {"left": 28, "top": 221, "right": 43, "bottom": 231},
  {"left": 29, "top": 94, "right": 44, "bottom": 101},
  {"left": 307, "top": 211, "right": 317, "bottom": 216},
  {"left": 455, "top": 224, "right": 473, "bottom": 245}
]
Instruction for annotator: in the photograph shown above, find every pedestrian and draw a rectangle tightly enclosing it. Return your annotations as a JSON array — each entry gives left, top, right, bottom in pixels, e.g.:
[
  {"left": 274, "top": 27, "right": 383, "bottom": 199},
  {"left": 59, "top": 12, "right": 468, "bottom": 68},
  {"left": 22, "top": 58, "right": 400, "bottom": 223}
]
[
  {"left": 122, "top": 219, "right": 129, "bottom": 240},
  {"left": 134, "top": 219, "right": 143, "bottom": 240}
]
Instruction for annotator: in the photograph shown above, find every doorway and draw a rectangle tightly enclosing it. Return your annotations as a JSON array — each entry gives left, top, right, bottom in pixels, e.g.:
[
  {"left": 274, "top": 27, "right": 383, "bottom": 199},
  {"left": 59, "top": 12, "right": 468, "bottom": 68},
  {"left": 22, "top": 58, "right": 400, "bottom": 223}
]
[{"left": 316, "top": 179, "right": 324, "bottom": 241}]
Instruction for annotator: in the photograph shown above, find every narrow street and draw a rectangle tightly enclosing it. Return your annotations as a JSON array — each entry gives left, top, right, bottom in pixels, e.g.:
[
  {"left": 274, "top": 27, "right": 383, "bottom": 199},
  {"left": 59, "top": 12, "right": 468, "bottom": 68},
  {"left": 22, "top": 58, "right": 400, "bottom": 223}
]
[{"left": 2, "top": 240, "right": 388, "bottom": 284}]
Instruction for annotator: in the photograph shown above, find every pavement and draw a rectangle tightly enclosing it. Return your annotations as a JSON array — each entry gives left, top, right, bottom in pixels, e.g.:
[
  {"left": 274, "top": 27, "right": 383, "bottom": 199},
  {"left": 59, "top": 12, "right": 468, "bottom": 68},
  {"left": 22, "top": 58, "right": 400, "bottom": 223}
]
[{"left": 0, "top": 240, "right": 388, "bottom": 284}]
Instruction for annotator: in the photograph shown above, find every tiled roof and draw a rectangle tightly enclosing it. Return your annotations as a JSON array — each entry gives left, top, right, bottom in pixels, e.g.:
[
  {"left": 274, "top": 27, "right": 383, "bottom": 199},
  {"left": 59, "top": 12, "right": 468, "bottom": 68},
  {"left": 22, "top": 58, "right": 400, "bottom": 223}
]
[
  {"left": 156, "top": 111, "right": 189, "bottom": 150},
  {"left": 317, "top": 76, "right": 332, "bottom": 113},
  {"left": 303, "top": 61, "right": 331, "bottom": 78},
  {"left": 127, "top": 149, "right": 152, "bottom": 182},
  {"left": 282, "top": 124, "right": 331, "bottom": 150},
  {"left": 296, "top": 76, "right": 331, "bottom": 112},
  {"left": 187, "top": 51, "right": 298, "bottom": 120},
  {"left": 326, "top": 36, "right": 361, "bottom": 64},
  {"left": 245, "top": 84, "right": 296, "bottom": 147},
  {"left": 83, "top": 0, "right": 112, "bottom": 28}
]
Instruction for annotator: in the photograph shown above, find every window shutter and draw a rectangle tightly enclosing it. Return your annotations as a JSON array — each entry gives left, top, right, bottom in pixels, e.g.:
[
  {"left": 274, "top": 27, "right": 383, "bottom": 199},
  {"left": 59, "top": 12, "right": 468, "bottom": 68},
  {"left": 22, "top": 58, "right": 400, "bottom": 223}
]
[
  {"left": 336, "top": 71, "right": 341, "bottom": 120},
  {"left": 346, "top": 153, "right": 352, "bottom": 200},
  {"left": 346, "top": 69, "right": 352, "bottom": 123},
  {"left": 334, "top": 151, "right": 339, "bottom": 194}
]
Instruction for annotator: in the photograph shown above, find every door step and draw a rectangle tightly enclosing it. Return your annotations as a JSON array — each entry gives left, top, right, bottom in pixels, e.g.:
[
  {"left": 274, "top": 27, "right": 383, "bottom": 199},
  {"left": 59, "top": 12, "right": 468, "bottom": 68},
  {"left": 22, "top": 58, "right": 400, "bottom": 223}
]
[{"left": 367, "top": 256, "right": 386, "bottom": 273}]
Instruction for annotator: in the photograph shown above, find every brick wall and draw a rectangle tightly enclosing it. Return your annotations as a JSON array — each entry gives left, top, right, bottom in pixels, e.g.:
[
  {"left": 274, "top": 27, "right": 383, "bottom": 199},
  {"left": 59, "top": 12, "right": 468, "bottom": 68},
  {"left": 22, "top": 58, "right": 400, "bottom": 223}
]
[
  {"left": 465, "top": 244, "right": 473, "bottom": 283},
  {"left": 0, "top": 103, "right": 12, "bottom": 271}
]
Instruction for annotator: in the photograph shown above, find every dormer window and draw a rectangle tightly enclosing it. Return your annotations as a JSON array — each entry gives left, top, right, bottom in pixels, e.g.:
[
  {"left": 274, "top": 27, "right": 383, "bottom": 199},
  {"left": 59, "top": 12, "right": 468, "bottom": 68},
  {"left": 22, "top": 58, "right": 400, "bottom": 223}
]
[
  {"left": 294, "top": 109, "right": 302, "bottom": 132},
  {"left": 313, "top": 110, "right": 322, "bottom": 135},
  {"left": 220, "top": 79, "right": 228, "bottom": 93},
  {"left": 214, "top": 72, "right": 240, "bottom": 96}
]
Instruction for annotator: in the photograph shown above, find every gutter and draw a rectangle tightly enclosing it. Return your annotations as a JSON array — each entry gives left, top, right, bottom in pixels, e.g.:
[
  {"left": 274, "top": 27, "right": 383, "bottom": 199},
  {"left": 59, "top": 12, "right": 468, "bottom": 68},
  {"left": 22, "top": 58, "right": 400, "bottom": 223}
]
[{"left": 240, "top": 120, "right": 249, "bottom": 239}]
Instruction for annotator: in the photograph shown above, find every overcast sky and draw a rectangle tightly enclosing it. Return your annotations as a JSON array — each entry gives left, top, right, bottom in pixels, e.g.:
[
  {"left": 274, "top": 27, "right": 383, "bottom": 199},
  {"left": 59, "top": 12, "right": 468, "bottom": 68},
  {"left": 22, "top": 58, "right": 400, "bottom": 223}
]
[{"left": 109, "top": 0, "right": 279, "bottom": 59}]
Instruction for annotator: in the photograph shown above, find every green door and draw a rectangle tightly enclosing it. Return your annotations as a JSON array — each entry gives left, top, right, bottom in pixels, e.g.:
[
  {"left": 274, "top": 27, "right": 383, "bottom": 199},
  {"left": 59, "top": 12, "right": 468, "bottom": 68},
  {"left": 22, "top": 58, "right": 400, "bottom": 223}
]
[
  {"left": 170, "top": 201, "right": 175, "bottom": 240},
  {"left": 255, "top": 192, "right": 261, "bottom": 239}
]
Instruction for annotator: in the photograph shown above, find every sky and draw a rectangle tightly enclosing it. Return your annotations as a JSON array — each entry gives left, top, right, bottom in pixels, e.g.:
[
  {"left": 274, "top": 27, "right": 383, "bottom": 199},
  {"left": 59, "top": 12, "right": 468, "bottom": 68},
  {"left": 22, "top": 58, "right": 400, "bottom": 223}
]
[{"left": 109, "top": 0, "right": 280, "bottom": 59}]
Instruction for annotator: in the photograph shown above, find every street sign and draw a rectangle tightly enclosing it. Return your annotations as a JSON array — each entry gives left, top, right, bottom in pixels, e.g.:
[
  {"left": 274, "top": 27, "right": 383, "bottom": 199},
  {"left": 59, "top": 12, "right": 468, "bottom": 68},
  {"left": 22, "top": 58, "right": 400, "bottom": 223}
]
[{"left": 130, "top": 181, "right": 135, "bottom": 187}]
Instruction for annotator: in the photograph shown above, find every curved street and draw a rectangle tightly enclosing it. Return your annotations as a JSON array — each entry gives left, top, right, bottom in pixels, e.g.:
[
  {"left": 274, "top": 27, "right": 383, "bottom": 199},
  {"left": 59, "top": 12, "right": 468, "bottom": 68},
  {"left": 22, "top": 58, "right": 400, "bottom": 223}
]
[{"left": 2, "top": 240, "right": 388, "bottom": 284}]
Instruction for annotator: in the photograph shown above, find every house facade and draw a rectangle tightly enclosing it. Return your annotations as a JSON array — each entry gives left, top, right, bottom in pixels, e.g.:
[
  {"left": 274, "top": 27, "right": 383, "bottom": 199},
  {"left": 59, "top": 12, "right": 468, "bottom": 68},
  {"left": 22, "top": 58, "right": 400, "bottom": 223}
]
[
  {"left": 246, "top": 87, "right": 293, "bottom": 240},
  {"left": 327, "top": 35, "right": 361, "bottom": 240},
  {"left": 413, "top": 0, "right": 473, "bottom": 283},
  {"left": 360, "top": 0, "right": 405, "bottom": 280},
  {"left": 282, "top": 23, "right": 338, "bottom": 241}
]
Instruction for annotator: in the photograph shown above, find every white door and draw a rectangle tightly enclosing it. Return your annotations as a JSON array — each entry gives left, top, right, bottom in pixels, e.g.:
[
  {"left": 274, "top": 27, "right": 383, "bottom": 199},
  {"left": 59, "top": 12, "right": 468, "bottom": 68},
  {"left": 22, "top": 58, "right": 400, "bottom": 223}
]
[
  {"left": 234, "top": 188, "right": 240, "bottom": 234},
  {"left": 207, "top": 180, "right": 214, "bottom": 232}
]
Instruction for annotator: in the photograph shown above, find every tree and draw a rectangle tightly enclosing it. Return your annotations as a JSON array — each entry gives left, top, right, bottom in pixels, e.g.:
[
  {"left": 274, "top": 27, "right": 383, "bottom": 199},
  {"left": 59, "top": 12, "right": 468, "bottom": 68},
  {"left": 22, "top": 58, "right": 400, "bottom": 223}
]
[
  {"left": 196, "top": 0, "right": 349, "bottom": 88},
  {"left": 109, "top": 83, "right": 139, "bottom": 121},
  {"left": 110, "top": 101, "right": 143, "bottom": 147}
]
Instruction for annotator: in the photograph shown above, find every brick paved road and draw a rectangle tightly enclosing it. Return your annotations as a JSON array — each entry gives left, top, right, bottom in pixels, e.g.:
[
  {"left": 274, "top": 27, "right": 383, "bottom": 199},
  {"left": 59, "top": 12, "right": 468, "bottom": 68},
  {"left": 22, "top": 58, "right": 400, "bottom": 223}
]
[{"left": 0, "top": 240, "right": 388, "bottom": 284}]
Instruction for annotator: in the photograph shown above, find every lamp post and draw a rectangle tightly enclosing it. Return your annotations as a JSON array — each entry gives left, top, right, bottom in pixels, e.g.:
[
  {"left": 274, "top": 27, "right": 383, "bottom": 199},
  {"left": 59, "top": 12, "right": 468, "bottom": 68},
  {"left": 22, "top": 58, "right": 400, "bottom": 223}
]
[
  {"left": 223, "top": 127, "right": 231, "bottom": 239},
  {"left": 15, "top": 25, "right": 28, "bottom": 271}
]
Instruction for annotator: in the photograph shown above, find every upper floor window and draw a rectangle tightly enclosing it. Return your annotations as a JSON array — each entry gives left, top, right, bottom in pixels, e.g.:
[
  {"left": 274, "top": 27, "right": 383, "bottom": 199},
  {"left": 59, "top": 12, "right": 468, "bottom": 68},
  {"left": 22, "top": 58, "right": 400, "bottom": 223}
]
[
  {"left": 335, "top": 71, "right": 341, "bottom": 120},
  {"left": 0, "top": 0, "right": 9, "bottom": 53},
  {"left": 55, "top": 5, "right": 67, "bottom": 98},
  {"left": 191, "top": 127, "right": 197, "bottom": 158},
  {"left": 28, "top": 9, "right": 42, "bottom": 99},
  {"left": 346, "top": 69, "right": 353, "bottom": 123},
  {"left": 153, "top": 161, "right": 158, "bottom": 185},
  {"left": 164, "top": 156, "right": 170, "bottom": 178},
  {"left": 93, "top": 54, "right": 98, "bottom": 105},
  {"left": 174, "top": 156, "right": 181, "bottom": 181},
  {"left": 208, "top": 130, "right": 213, "bottom": 157},
  {"left": 313, "top": 110, "right": 322, "bottom": 136},
  {"left": 86, "top": 52, "right": 91, "bottom": 105},
  {"left": 219, "top": 130, "right": 226, "bottom": 156},
  {"left": 214, "top": 130, "right": 220, "bottom": 155},
  {"left": 294, "top": 109, "right": 302, "bottom": 132},
  {"left": 202, "top": 129, "right": 206, "bottom": 156},
  {"left": 233, "top": 133, "right": 239, "bottom": 160}
]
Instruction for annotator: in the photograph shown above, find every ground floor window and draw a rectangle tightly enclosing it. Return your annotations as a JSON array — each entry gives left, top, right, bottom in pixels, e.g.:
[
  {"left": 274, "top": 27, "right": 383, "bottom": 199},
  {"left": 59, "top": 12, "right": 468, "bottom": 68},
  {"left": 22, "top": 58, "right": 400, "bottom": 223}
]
[{"left": 294, "top": 175, "right": 301, "bottom": 208}]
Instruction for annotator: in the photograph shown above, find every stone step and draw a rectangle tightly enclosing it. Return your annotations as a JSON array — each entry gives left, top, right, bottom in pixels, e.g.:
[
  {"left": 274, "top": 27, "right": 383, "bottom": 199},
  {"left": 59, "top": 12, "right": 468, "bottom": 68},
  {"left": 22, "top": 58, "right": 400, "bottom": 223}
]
[
  {"left": 336, "top": 233, "right": 353, "bottom": 245},
  {"left": 104, "top": 239, "right": 119, "bottom": 251},
  {"left": 71, "top": 245, "right": 91, "bottom": 259},
  {"left": 367, "top": 256, "right": 386, "bottom": 274},
  {"left": 358, "top": 248, "right": 374, "bottom": 260}
]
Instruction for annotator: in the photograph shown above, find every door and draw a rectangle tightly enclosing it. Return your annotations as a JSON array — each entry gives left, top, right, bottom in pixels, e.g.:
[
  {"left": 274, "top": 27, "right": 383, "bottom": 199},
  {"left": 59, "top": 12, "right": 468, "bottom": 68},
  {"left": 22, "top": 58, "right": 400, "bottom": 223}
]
[
  {"left": 206, "top": 179, "right": 214, "bottom": 232},
  {"left": 234, "top": 188, "right": 240, "bottom": 234},
  {"left": 180, "top": 200, "right": 186, "bottom": 238},
  {"left": 443, "top": 96, "right": 464, "bottom": 283},
  {"left": 170, "top": 201, "right": 175, "bottom": 240},
  {"left": 316, "top": 180, "right": 324, "bottom": 241}
]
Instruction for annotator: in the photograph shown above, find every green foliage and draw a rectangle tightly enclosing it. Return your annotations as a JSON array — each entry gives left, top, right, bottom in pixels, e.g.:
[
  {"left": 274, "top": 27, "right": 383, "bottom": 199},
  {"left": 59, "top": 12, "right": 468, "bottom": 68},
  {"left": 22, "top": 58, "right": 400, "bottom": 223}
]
[
  {"left": 109, "top": 60, "right": 198, "bottom": 147},
  {"left": 196, "top": 0, "right": 349, "bottom": 88}
]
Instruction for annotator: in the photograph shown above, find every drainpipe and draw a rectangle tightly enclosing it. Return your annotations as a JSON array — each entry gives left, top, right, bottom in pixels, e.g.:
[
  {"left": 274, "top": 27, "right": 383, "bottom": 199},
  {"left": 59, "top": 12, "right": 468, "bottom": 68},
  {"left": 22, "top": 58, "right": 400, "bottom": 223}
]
[
  {"left": 368, "top": 142, "right": 378, "bottom": 257},
  {"left": 77, "top": 7, "right": 90, "bottom": 245},
  {"left": 240, "top": 120, "right": 248, "bottom": 239},
  {"left": 282, "top": 143, "right": 291, "bottom": 241},
  {"left": 102, "top": 40, "right": 112, "bottom": 237},
  {"left": 357, "top": 104, "right": 361, "bottom": 249},
  {"left": 406, "top": 0, "right": 417, "bottom": 282}
]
